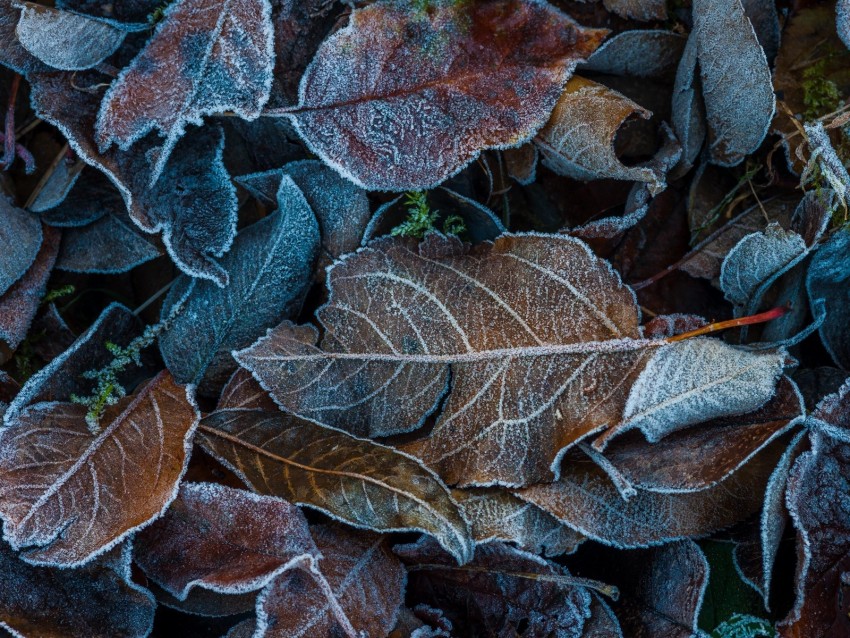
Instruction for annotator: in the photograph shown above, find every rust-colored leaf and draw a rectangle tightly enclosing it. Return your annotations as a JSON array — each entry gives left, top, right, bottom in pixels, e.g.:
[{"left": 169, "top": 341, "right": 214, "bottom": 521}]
[
  {"left": 0, "top": 371, "right": 198, "bottom": 566},
  {"left": 197, "top": 408, "right": 473, "bottom": 563},
  {"left": 282, "top": 0, "right": 607, "bottom": 190},
  {"left": 256, "top": 524, "right": 406, "bottom": 638},
  {"left": 134, "top": 482, "right": 319, "bottom": 600}
]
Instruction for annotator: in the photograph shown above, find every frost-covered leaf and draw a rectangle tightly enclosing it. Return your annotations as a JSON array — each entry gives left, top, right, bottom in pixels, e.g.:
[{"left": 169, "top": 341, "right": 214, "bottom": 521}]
[
  {"left": 720, "top": 223, "right": 808, "bottom": 314},
  {"left": 583, "top": 595, "right": 624, "bottom": 638},
  {"left": 217, "top": 368, "right": 277, "bottom": 412},
  {"left": 607, "top": 541, "right": 709, "bottom": 638},
  {"left": 159, "top": 175, "right": 318, "bottom": 394},
  {"left": 779, "top": 431, "right": 850, "bottom": 637},
  {"left": 29, "top": 70, "right": 237, "bottom": 286},
  {"left": 0, "top": 372, "right": 17, "bottom": 419},
  {"left": 0, "top": 224, "right": 59, "bottom": 350},
  {"left": 0, "top": 371, "right": 198, "bottom": 566},
  {"left": 28, "top": 157, "right": 85, "bottom": 214},
  {"left": 604, "top": 376, "right": 803, "bottom": 492},
  {"left": 515, "top": 441, "right": 781, "bottom": 548},
  {"left": 396, "top": 537, "right": 593, "bottom": 638},
  {"left": 134, "top": 482, "right": 319, "bottom": 600},
  {"left": 808, "top": 378, "right": 850, "bottom": 442},
  {"left": 597, "top": 337, "right": 786, "bottom": 447},
  {"left": 503, "top": 144, "right": 538, "bottom": 185},
  {"left": 602, "top": 0, "right": 666, "bottom": 21},
  {"left": 256, "top": 524, "right": 406, "bottom": 638},
  {"left": 236, "top": 233, "right": 658, "bottom": 488},
  {"left": 56, "top": 210, "right": 161, "bottom": 274},
  {"left": 236, "top": 159, "right": 369, "bottom": 268},
  {"left": 35, "top": 169, "right": 117, "bottom": 227},
  {"left": 15, "top": 2, "right": 133, "bottom": 71},
  {"left": 807, "top": 228, "right": 850, "bottom": 370},
  {"left": 670, "top": 36, "right": 705, "bottom": 175},
  {"left": 741, "top": 0, "right": 781, "bottom": 63},
  {"left": 197, "top": 408, "right": 473, "bottom": 563},
  {"left": 282, "top": 0, "right": 606, "bottom": 190},
  {"left": 0, "top": 541, "right": 155, "bottom": 638},
  {"left": 0, "top": 195, "right": 41, "bottom": 297},
  {"left": 452, "top": 487, "right": 585, "bottom": 557},
  {"left": 0, "top": 0, "right": 49, "bottom": 75},
  {"left": 581, "top": 30, "right": 686, "bottom": 81},
  {"left": 536, "top": 76, "right": 670, "bottom": 193},
  {"left": 692, "top": 0, "right": 776, "bottom": 166},
  {"left": 95, "top": 0, "right": 275, "bottom": 181}
]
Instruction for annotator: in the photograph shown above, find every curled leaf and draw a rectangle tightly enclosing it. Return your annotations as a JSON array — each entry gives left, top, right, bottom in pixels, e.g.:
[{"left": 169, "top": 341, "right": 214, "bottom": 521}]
[{"left": 581, "top": 30, "right": 686, "bottom": 81}]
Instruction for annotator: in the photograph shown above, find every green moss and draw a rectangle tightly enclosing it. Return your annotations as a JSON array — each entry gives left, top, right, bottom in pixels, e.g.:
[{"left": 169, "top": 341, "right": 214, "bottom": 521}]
[{"left": 802, "top": 59, "right": 843, "bottom": 121}]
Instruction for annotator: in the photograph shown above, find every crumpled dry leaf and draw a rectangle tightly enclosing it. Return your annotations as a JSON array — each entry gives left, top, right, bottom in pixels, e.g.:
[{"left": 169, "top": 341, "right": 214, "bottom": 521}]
[{"left": 0, "top": 371, "right": 198, "bottom": 566}]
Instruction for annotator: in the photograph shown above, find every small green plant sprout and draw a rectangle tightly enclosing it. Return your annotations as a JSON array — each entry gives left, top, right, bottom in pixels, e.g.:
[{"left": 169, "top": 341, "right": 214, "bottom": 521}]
[
  {"left": 41, "top": 284, "right": 75, "bottom": 306},
  {"left": 147, "top": 3, "right": 170, "bottom": 25},
  {"left": 392, "top": 191, "right": 468, "bottom": 239},
  {"left": 802, "top": 59, "right": 842, "bottom": 121},
  {"left": 711, "top": 614, "right": 776, "bottom": 638}
]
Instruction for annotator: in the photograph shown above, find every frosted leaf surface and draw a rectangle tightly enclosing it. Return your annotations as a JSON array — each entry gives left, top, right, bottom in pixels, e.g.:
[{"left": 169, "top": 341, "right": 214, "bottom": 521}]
[
  {"left": 692, "top": 0, "right": 775, "bottom": 166},
  {"left": 396, "top": 537, "right": 592, "bottom": 638},
  {"left": 217, "top": 368, "right": 277, "bottom": 411},
  {"left": 670, "top": 35, "right": 705, "bottom": 175},
  {"left": 537, "top": 76, "right": 669, "bottom": 192},
  {"left": 602, "top": 0, "right": 666, "bottom": 21},
  {"left": 0, "top": 372, "right": 199, "bottom": 567},
  {"left": 583, "top": 595, "right": 624, "bottom": 638},
  {"left": 256, "top": 524, "right": 406, "bottom": 638},
  {"left": 740, "top": 0, "right": 781, "bottom": 62},
  {"left": 778, "top": 432, "right": 850, "bottom": 636},
  {"left": 56, "top": 210, "right": 161, "bottom": 274},
  {"left": 808, "top": 378, "right": 850, "bottom": 441},
  {"left": 35, "top": 169, "right": 116, "bottom": 227},
  {"left": 27, "top": 157, "right": 84, "bottom": 213},
  {"left": 0, "top": 0, "right": 49, "bottom": 75},
  {"left": 503, "top": 144, "right": 539, "bottom": 185},
  {"left": 0, "top": 224, "right": 59, "bottom": 350},
  {"left": 149, "top": 582, "right": 256, "bottom": 618},
  {"left": 285, "top": 0, "right": 607, "bottom": 191},
  {"left": 197, "top": 408, "right": 473, "bottom": 563},
  {"left": 235, "top": 233, "right": 656, "bottom": 488},
  {"left": 95, "top": 0, "right": 275, "bottom": 181},
  {"left": 597, "top": 337, "right": 785, "bottom": 447},
  {"left": 0, "top": 372, "right": 18, "bottom": 420},
  {"left": 29, "top": 71, "right": 238, "bottom": 286},
  {"left": 0, "top": 195, "right": 41, "bottom": 297},
  {"left": 0, "top": 541, "right": 155, "bottom": 638},
  {"left": 580, "top": 30, "right": 686, "bottom": 81},
  {"left": 604, "top": 376, "right": 803, "bottom": 492},
  {"left": 452, "top": 487, "right": 585, "bottom": 557},
  {"left": 158, "top": 175, "right": 319, "bottom": 395},
  {"left": 807, "top": 228, "right": 850, "bottom": 370},
  {"left": 134, "top": 482, "right": 319, "bottom": 599},
  {"left": 15, "top": 2, "right": 128, "bottom": 71},
  {"left": 840, "top": 0, "right": 850, "bottom": 51},
  {"left": 515, "top": 442, "right": 780, "bottom": 547}
]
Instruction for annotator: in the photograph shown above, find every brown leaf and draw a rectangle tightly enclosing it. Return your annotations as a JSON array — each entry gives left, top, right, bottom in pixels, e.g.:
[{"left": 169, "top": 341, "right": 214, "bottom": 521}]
[
  {"left": 504, "top": 144, "right": 539, "bottom": 185},
  {"left": 282, "top": 0, "right": 607, "bottom": 190},
  {"left": 0, "top": 371, "right": 198, "bottom": 566},
  {"left": 395, "top": 537, "right": 594, "bottom": 638},
  {"left": 0, "top": 542, "right": 156, "bottom": 638},
  {"left": 452, "top": 487, "right": 585, "bottom": 557},
  {"left": 0, "top": 224, "right": 60, "bottom": 350},
  {"left": 197, "top": 408, "right": 473, "bottom": 563},
  {"left": 134, "top": 482, "right": 319, "bottom": 600},
  {"left": 602, "top": 376, "right": 803, "bottom": 492},
  {"left": 95, "top": 0, "right": 275, "bottom": 180},
  {"left": 515, "top": 440, "right": 783, "bottom": 548},
  {"left": 256, "top": 524, "right": 406, "bottom": 638},
  {"left": 217, "top": 367, "right": 277, "bottom": 411},
  {"left": 147, "top": 581, "right": 257, "bottom": 618},
  {"left": 236, "top": 233, "right": 655, "bottom": 487}
]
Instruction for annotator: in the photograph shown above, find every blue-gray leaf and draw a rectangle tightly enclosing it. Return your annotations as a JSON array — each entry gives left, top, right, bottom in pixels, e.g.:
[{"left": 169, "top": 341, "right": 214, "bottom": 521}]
[
  {"left": 807, "top": 228, "right": 850, "bottom": 370},
  {"left": 0, "top": 196, "right": 42, "bottom": 297}
]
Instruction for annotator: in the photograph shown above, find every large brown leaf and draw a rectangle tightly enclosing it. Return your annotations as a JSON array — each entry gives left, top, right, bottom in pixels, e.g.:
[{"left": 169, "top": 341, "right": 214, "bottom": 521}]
[
  {"left": 0, "top": 371, "right": 198, "bottom": 566},
  {"left": 255, "top": 524, "right": 406, "bottom": 638},
  {"left": 134, "top": 482, "right": 319, "bottom": 600},
  {"left": 236, "top": 233, "right": 652, "bottom": 487},
  {"left": 279, "top": 0, "right": 607, "bottom": 190},
  {"left": 196, "top": 408, "right": 473, "bottom": 563}
]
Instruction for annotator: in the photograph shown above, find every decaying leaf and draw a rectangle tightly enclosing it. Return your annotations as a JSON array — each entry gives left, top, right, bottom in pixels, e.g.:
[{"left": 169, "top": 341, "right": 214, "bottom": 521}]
[
  {"left": 0, "top": 195, "right": 41, "bottom": 297},
  {"left": 281, "top": 0, "right": 607, "bottom": 190},
  {"left": 197, "top": 408, "right": 473, "bottom": 563},
  {"left": 159, "top": 175, "right": 319, "bottom": 394},
  {"left": 134, "top": 482, "right": 319, "bottom": 600},
  {"left": 95, "top": 0, "right": 275, "bottom": 181},
  {"left": 254, "top": 525, "right": 405, "bottom": 638},
  {"left": 0, "top": 371, "right": 198, "bottom": 566}
]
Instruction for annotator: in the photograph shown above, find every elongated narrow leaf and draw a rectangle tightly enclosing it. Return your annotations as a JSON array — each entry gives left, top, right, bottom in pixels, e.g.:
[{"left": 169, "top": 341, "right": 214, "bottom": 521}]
[
  {"left": 134, "top": 482, "right": 319, "bottom": 599},
  {"left": 96, "top": 0, "right": 274, "bottom": 180},
  {"left": 197, "top": 408, "right": 473, "bottom": 563},
  {"left": 0, "top": 542, "right": 155, "bottom": 638},
  {"left": 807, "top": 228, "right": 850, "bottom": 370},
  {"left": 597, "top": 337, "right": 786, "bottom": 447},
  {"left": 236, "top": 233, "right": 656, "bottom": 487},
  {"left": 256, "top": 524, "right": 406, "bottom": 638},
  {"left": 159, "top": 175, "right": 319, "bottom": 394},
  {"left": 0, "top": 196, "right": 41, "bottom": 297},
  {"left": 284, "top": 0, "right": 606, "bottom": 190},
  {"left": 0, "top": 371, "right": 198, "bottom": 566},
  {"left": 581, "top": 30, "right": 686, "bottom": 80}
]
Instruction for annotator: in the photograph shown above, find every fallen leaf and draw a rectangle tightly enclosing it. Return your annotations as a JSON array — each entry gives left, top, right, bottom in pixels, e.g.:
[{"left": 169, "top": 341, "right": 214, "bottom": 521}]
[
  {"left": 217, "top": 368, "right": 277, "bottom": 412},
  {"left": 580, "top": 30, "right": 686, "bottom": 81},
  {"left": 281, "top": 0, "right": 607, "bottom": 190},
  {"left": 134, "top": 482, "right": 319, "bottom": 600},
  {"left": 0, "top": 195, "right": 41, "bottom": 297},
  {"left": 807, "top": 228, "right": 850, "bottom": 370},
  {"left": 35, "top": 169, "right": 118, "bottom": 227},
  {"left": 670, "top": 36, "right": 705, "bottom": 175},
  {"left": 0, "top": 0, "right": 50, "bottom": 74},
  {"left": 0, "top": 371, "right": 198, "bottom": 566},
  {"left": 503, "top": 144, "right": 539, "bottom": 185},
  {"left": 602, "top": 0, "right": 666, "bottom": 21},
  {"left": 197, "top": 408, "right": 473, "bottom": 563}
]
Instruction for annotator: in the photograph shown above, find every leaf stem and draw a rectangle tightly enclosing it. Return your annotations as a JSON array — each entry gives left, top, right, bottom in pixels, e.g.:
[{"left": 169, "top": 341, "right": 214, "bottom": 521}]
[{"left": 666, "top": 306, "right": 788, "bottom": 342}]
